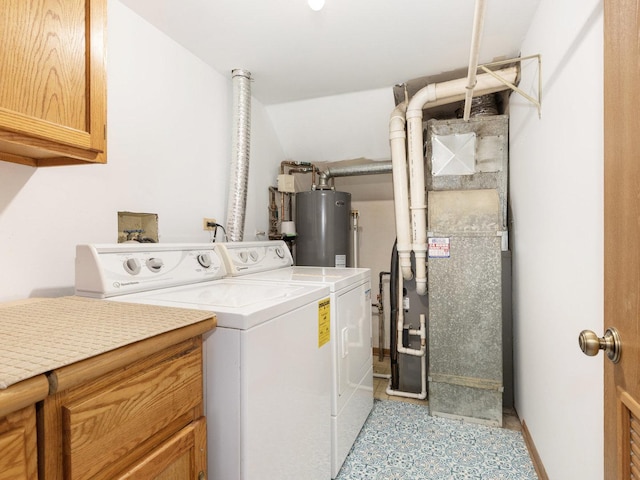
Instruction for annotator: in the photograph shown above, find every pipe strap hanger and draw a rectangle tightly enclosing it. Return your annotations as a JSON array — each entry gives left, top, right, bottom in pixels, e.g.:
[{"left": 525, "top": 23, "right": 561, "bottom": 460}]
[{"left": 478, "top": 55, "right": 542, "bottom": 118}]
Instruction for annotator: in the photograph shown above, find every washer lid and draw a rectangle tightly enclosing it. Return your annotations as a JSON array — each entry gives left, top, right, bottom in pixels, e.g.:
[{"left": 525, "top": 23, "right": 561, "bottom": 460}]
[
  {"left": 110, "top": 279, "right": 330, "bottom": 330},
  {"left": 241, "top": 266, "right": 370, "bottom": 292}
]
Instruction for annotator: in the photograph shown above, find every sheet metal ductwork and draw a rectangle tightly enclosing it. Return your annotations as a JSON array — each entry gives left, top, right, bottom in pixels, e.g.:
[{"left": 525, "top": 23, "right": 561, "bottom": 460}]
[{"left": 225, "top": 69, "right": 252, "bottom": 242}]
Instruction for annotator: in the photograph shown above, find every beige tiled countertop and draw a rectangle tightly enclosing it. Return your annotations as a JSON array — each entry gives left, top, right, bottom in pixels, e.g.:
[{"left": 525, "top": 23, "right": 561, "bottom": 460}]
[{"left": 0, "top": 296, "right": 215, "bottom": 390}]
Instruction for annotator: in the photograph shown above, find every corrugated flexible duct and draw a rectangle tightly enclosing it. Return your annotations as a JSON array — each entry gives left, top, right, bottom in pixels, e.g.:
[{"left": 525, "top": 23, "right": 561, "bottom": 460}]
[{"left": 225, "top": 69, "right": 252, "bottom": 242}]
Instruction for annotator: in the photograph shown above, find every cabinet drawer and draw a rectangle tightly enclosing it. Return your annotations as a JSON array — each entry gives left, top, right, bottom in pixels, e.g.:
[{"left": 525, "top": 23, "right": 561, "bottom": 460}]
[
  {"left": 116, "top": 416, "right": 207, "bottom": 479},
  {"left": 61, "top": 343, "right": 203, "bottom": 480}
]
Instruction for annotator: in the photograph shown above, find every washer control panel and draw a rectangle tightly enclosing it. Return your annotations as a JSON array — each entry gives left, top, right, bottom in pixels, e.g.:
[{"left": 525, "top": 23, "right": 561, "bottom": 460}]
[
  {"left": 75, "top": 243, "right": 226, "bottom": 298},
  {"left": 216, "top": 240, "right": 293, "bottom": 276}
]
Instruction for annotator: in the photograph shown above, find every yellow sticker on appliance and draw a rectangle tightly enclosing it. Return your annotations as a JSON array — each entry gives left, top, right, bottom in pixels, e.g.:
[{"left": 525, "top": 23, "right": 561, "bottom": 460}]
[{"left": 318, "top": 298, "right": 331, "bottom": 347}]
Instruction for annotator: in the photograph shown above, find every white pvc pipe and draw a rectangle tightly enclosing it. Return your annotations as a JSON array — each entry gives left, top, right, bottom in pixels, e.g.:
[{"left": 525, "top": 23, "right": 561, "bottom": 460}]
[
  {"left": 351, "top": 210, "right": 359, "bottom": 268},
  {"left": 405, "top": 98, "right": 429, "bottom": 296},
  {"left": 386, "top": 270, "right": 427, "bottom": 400},
  {"left": 404, "top": 65, "right": 518, "bottom": 296},
  {"left": 389, "top": 101, "right": 413, "bottom": 281},
  {"left": 463, "top": 0, "right": 487, "bottom": 121}
]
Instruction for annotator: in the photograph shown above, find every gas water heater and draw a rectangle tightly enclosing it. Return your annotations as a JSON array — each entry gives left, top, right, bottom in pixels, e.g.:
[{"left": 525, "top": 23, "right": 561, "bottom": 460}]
[{"left": 295, "top": 190, "right": 351, "bottom": 267}]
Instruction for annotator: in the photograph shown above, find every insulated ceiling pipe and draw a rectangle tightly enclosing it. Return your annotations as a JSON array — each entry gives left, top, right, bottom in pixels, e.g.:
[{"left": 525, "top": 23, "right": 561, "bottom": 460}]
[
  {"left": 404, "top": 65, "right": 518, "bottom": 295},
  {"left": 225, "top": 69, "right": 252, "bottom": 242},
  {"left": 463, "top": 0, "right": 488, "bottom": 120},
  {"left": 389, "top": 101, "right": 413, "bottom": 281}
]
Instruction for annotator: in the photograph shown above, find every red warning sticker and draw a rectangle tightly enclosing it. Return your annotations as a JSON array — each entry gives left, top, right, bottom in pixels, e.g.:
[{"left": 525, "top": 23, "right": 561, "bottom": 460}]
[{"left": 428, "top": 237, "right": 450, "bottom": 258}]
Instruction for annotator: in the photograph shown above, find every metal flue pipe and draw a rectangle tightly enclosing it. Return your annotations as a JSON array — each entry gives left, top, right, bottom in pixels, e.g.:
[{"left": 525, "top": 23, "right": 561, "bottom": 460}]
[{"left": 316, "top": 160, "right": 392, "bottom": 189}]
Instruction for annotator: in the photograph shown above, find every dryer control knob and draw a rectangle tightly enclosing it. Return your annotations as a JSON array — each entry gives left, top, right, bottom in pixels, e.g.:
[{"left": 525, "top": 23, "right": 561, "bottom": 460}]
[
  {"left": 249, "top": 250, "right": 259, "bottom": 262},
  {"left": 275, "top": 247, "right": 284, "bottom": 258},
  {"left": 197, "top": 253, "right": 212, "bottom": 268},
  {"left": 239, "top": 251, "right": 248, "bottom": 263}
]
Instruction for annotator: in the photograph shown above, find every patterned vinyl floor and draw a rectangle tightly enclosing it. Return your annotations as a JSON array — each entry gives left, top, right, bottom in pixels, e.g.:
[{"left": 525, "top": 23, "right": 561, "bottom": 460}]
[{"left": 336, "top": 399, "right": 538, "bottom": 480}]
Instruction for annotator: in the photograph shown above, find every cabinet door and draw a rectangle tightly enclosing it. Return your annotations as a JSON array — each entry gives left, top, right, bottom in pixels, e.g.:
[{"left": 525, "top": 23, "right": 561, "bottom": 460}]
[
  {"left": 39, "top": 338, "right": 205, "bottom": 480},
  {"left": 0, "top": 406, "right": 38, "bottom": 480},
  {"left": 116, "top": 417, "right": 207, "bottom": 480},
  {"left": 0, "top": 0, "right": 107, "bottom": 166}
]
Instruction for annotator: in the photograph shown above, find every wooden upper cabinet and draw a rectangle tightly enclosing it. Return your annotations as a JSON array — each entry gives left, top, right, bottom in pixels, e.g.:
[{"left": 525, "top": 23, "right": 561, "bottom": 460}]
[{"left": 0, "top": 0, "right": 107, "bottom": 167}]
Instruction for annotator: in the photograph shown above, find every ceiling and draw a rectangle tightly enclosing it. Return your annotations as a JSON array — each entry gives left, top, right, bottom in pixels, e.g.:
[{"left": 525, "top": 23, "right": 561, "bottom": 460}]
[{"left": 118, "top": 0, "right": 541, "bottom": 105}]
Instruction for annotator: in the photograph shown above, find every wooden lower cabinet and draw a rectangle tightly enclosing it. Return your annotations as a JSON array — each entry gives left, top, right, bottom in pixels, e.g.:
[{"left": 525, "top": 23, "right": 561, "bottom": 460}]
[
  {"left": 0, "top": 406, "right": 38, "bottom": 480},
  {"left": 38, "top": 337, "right": 207, "bottom": 480}
]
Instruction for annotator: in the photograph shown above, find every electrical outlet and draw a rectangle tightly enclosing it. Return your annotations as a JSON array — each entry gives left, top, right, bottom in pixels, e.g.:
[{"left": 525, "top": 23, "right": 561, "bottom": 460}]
[{"left": 203, "top": 217, "right": 217, "bottom": 231}]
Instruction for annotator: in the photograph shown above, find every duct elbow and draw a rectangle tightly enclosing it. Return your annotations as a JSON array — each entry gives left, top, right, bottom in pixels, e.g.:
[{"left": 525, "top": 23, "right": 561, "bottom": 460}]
[
  {"left": 401, "top": 265, "right": 413, "bottom": 281},
  {"left": 407, "top": 84, "right": 437, "bottom": 118},
  {"left": 389, "top": 104, "right": 407, "bottom": 141},
  {"left": 390, "top": 111, "right": 405, "bottom": 128}
]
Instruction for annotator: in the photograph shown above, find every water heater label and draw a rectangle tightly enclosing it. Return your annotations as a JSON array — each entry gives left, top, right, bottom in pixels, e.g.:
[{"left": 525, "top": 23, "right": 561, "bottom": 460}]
[
  {"left": 335, "top": 255, "right": 346, "bottom": 268},
  {"left": 318, "top": 298, "right": 331, "bottom": 347},
  {"left": 428, "top": 237, "right": 450, "bottom": 258}
]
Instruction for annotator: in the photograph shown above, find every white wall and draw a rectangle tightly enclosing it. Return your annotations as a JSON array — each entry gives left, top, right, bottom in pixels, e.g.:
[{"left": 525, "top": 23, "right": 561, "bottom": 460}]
[
  {"left": 352, "top": 200, "right": 396, "bottom": 351},
  {"left": 510, "top": 0, "right": 603, "bottom": 478},
  {"left": 0, "top": 0, "right": 284, "bottom": 302},
  {"left": 266, "top": 88, "right": 395, "bottom": 163}
]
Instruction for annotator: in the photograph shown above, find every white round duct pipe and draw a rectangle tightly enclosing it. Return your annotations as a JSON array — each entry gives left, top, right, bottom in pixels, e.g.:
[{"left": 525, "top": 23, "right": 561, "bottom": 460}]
[{"left": 225, "top": 69, "right": 252, "bottom": 242}]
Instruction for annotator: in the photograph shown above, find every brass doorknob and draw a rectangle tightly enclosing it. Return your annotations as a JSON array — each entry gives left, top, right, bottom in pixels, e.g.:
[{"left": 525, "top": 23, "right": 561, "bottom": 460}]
[{"left": 578, "top": 327, "right": 621, "bottom": 363}]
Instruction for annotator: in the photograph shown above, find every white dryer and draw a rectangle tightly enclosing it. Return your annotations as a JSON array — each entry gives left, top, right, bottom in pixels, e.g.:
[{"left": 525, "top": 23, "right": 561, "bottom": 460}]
[
  {"left": 217, "top": 240, "right": 373, "bottom": 478},
  {"left": 75, "top": 243, "right": 332, "bottom": 480}
]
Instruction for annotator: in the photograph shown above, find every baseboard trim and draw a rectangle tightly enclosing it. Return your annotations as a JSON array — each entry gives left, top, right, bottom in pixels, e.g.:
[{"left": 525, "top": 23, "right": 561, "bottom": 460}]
[{"left": 521, "top": 420, "right": 549, "bottom": 480}]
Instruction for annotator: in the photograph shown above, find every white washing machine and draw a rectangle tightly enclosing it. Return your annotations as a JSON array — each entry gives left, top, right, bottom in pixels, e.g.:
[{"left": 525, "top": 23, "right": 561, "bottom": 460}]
[
  {"left": 216, "top": 240, "right": 373, "bottom": 478},
  {"left": 75, "top": 243, "right": 332, "bottom": 480}
]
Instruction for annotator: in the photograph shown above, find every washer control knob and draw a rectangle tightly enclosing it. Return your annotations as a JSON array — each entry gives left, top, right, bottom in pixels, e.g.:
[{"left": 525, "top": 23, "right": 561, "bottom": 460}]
[
  {"left": 249, "top": 250, "right": 259, "bottom": 262},
  {"left": 239, "top": 251, "right": 248, "bottom": 263},
  {"left": 146, "top": 257, "right": 163, "bottom": 272},
  {"left": 197, "top": 253, "right": 212, "bottom": 268},
  {"left": 124, "top": 258, "right": 141, "bottom": 275},
  {"left": 275, "top": 247, "right": 284, "bottom": 258}
]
